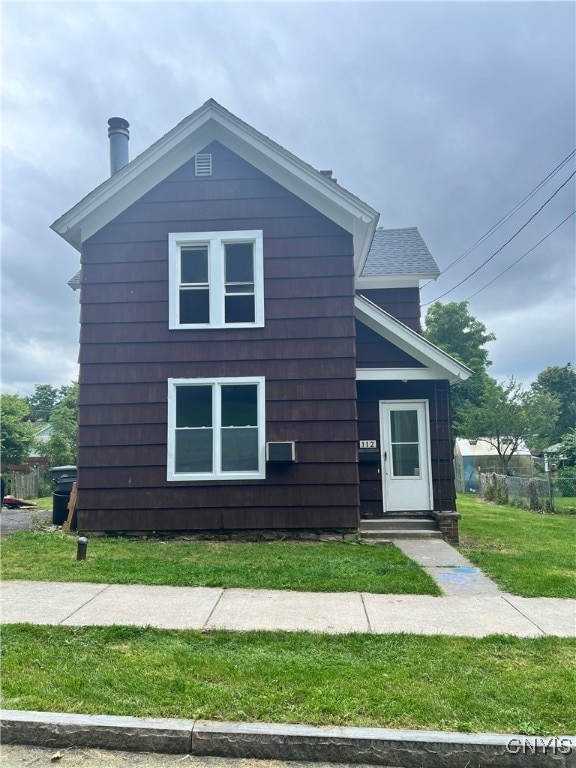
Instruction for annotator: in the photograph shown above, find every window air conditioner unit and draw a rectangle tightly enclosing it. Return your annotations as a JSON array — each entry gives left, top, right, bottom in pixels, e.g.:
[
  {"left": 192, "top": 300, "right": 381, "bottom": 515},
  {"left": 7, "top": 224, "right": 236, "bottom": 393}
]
[{"left": 266, "top": 441, "right": 296, "bottom": 463}]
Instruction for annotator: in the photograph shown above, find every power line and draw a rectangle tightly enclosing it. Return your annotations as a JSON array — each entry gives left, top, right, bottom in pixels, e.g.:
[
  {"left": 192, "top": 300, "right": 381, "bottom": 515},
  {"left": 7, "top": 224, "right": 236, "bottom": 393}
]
[
  {"left": 421, "top": 148, "right": 576, "bottom": 288},
  {"left": 463, "top": 210, "right": 576, "bottom": 301},
  {"left": 422, "top": 168, "right": 576, "bottom": 306}
]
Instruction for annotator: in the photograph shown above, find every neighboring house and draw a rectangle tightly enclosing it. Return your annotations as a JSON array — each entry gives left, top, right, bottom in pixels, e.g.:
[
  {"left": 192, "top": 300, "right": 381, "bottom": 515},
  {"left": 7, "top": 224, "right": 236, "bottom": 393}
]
[
  {"left": 52, "top": 100, "right": 471, "bottom": 542},
  {"left": 31, "top": 422, "right": 53, "bottom": 460},
  {"left": 454, "top": 438, "right": 534, "bottom": 493}
]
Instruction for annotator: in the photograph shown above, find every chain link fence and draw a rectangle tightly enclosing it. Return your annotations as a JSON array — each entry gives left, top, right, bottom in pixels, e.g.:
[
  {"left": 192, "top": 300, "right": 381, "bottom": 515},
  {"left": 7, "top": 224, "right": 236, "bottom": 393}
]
[{"left": 477, "top": 471, "right": 576, "bottom": 512}]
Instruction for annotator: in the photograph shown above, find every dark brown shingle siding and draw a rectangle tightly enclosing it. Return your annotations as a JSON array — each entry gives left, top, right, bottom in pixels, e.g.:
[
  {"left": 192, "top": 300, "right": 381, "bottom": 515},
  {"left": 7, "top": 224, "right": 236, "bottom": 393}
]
[{"left": 77, "top": 141, "right": 359, "bottom": 531}]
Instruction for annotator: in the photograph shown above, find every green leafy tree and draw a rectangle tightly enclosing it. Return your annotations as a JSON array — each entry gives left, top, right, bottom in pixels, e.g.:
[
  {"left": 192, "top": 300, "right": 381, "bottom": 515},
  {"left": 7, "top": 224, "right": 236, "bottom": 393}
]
[
  {"left": 531, "top": 364, "right": 576, "bottom": 444},
  {"left": 423, "top": 301, "right": 496, "bottom": 432},
  {"left": 460, "top": 377, "right": 560, "bottom": 473},
  {"left": 45, "top": 382, "right": 79, "bottom": 466},
  {"left": 25, "top": 384, "right": 61, "bottom": 422},
  {"left": 0, "top": 394, "right": 36, "bottom": 466},
  {"left": 559, "top": 427, "right": 576, "bottom": 467}
]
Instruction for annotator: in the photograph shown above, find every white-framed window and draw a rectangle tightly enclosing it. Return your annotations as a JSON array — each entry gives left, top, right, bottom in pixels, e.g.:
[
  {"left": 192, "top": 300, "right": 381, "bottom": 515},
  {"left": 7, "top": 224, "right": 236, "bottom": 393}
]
[
  {"left": 168, "top": 230, "right": 264, "bottom": 329},
  {"left": 167, "top": 376, "right": 266, "bottom": 481}
]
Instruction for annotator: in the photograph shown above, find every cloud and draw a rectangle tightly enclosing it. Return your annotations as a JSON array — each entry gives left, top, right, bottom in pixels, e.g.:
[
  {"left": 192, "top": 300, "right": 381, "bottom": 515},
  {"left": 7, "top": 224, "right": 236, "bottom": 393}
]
[{"left": 1, "top": 1, "right": 574, "bottom": 395}]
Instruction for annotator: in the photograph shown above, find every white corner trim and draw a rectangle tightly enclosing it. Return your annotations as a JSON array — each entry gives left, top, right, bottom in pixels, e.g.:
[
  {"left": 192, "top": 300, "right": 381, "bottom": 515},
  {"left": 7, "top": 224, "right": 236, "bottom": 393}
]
[{"left": 354, "top": 294, "right": 472, "bottom": 383}]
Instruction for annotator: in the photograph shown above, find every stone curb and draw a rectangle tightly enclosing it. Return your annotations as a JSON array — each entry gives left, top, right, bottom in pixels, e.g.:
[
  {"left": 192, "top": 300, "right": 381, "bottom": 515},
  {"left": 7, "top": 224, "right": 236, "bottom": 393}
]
[{"left": 2, "top": 711, "right": 575, "bottom": 766}]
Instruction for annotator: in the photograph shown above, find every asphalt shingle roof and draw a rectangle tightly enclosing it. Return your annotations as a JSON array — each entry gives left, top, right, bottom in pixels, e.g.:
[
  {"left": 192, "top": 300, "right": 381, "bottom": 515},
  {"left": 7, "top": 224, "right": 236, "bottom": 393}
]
[{"left": 362, "top": 227, "right": 440, "bottom": 278}]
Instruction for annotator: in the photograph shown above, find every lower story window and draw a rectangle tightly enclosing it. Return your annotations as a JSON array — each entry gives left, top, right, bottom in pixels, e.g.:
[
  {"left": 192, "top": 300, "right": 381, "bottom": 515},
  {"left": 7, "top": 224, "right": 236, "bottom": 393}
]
[{"left": 167, "top": 377, "right": 266, "bottom": 481}]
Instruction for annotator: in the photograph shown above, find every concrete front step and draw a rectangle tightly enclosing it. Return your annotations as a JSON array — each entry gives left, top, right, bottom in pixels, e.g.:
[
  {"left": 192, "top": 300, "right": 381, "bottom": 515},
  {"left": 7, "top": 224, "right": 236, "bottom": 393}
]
[
  {"left": 361, "top": 530, "right": 443, "bottom": 540},
  {"left": 361, "top": 517, "right": 438, "bottom": 532},
  {"left": 360, "top": 517, "right": 442, "bottom": 540}
]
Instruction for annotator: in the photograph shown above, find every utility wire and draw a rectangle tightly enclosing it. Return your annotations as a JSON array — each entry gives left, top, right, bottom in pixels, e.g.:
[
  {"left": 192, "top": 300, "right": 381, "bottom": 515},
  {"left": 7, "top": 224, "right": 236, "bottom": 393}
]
[
  {"left": 463, "top": 210, "right": 576, "bottom": 301},
  {"left": 422, "top": 168, "right": 576, "bottom": 306},
  {"left": 421, "top": 148, "right": 576, "bottom": 288}
]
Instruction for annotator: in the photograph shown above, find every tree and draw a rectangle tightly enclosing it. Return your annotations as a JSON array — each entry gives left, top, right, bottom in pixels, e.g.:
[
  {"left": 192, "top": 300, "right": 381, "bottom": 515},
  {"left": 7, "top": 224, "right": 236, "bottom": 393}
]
[
  {"left": 25, "top": 384, "right": 61, "bottom": 422},
  {"left": 423, "top": 301, "right": 496, "bottom": 432},
  {"left": 44, "top": 383, "right": 79, "bottom": 466},
  {"left": 531, "top": 363, "right": 576, "bottom": 444},
  {"left": 460, "top": 377, "right": 560, "bottom": 473},
  {"left": 559, "top": 427, "right": 576, "bottom": 468},
  {"left": 0, "top": 394, "right": 36, "bottom": 466}
]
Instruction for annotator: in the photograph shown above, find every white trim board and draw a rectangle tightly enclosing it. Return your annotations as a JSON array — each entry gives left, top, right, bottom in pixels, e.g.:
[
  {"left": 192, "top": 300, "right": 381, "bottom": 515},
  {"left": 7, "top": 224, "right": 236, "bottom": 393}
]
[
  {"left": 51, "top": 99, "right": 379, "bottom": 273},
  {"left": 354, "top": 294, "right": 472, "bottom": 383}
]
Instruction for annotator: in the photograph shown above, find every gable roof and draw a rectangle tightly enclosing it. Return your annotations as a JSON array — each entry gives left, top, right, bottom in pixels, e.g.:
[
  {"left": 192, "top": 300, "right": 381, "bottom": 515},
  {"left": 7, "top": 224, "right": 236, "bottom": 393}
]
[
  {"left": 51, "top": 99, "right": 379, "bottom": 275},
  {"left": 362, "top": 227, "right": 440, "bottom": 277},
  {"left": 354, "top": 294, "right": 472, "bottom": 382},
  {"left": 356, "top": 227, "right": 440, "bottom": 288}
]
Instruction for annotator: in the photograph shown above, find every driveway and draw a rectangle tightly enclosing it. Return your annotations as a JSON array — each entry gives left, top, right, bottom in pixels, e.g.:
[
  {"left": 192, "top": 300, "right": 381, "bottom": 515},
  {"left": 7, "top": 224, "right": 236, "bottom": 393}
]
[{"left": 0, "top": 507, "right": 53, "bottom": 533}]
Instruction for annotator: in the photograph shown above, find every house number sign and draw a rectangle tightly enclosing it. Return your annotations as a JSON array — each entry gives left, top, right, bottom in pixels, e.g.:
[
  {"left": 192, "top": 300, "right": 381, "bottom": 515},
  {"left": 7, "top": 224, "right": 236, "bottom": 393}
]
[{"left": 359, "top": 440, "right": 378, "bottom": 449}]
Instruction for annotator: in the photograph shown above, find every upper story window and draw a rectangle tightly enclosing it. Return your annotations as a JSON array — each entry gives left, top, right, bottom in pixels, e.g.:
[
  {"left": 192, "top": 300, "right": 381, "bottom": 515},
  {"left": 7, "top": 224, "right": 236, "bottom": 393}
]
[
  {"left": 168, "top": 230, "right": 264, "bottom": 329},
  {"left": 167, "top": 376, "right": 266, "bottom": 481}
]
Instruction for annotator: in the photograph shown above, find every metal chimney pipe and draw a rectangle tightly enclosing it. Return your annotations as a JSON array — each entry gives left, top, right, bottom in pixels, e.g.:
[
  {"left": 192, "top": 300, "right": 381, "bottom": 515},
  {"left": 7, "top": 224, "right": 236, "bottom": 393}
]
[{"left": 107, "top": 117, "right": 130, "bottom": 175}]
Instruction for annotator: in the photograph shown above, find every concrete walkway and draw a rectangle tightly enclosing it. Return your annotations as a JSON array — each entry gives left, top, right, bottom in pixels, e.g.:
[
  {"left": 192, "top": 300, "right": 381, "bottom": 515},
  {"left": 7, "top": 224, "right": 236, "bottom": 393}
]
[{"left": 394, "top": 538, "right": 503, "bottom": 595}]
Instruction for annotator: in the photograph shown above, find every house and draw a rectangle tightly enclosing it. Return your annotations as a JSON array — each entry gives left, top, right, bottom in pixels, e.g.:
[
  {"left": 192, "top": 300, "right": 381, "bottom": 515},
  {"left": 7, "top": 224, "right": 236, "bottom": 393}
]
[
  {"left": 454, "top": 438, "right": 534, "bottom": 493},
  {"left": 52, "top": 100, "right": 471, "bottom": 542}
]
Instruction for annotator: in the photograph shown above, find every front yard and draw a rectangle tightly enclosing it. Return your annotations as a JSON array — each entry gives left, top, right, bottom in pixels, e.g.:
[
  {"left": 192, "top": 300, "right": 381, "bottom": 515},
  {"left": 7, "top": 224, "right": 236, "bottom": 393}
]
[
  {"left": 458, "top": 495, "right": 576, "bottom": 598},
  {"left": 2, "top": 500, "right": 575, "bottom": 735},
  {"left": 0, "top": 530, "right": 440, "bottom": 595}
]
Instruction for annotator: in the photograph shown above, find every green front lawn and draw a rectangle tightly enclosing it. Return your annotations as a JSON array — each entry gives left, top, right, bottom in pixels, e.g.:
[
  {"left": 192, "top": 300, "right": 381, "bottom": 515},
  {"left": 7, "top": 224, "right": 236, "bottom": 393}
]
[
  {"left": 2, "top": 625, "right": 573, "bottom": 735},
  {"left": 0, "top": 530, "right": 439, "bottom": 595},
  {"left": 458, "top": 496, "right": 576, "bottom": 598}
]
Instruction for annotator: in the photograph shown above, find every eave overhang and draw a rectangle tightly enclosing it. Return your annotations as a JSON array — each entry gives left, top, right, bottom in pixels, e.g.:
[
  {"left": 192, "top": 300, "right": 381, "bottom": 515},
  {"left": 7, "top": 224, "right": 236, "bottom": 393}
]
[
  {"left": 354, "top": 294, "right": 473, "bottom": 383},
  {"left": 355, "top": 275, "right": 438, "bottom": 290},
  {"left": 51, "top": 99, "right": 379, "bottom": 271}
]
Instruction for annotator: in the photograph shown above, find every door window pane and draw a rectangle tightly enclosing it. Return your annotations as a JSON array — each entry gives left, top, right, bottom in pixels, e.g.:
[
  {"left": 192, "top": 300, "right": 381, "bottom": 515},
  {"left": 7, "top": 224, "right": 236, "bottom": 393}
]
[
  {"left": 392, "top": 444, "right": 420, "bottom": 477},
  {"left": 176, "top": 386, "right": 212, "bottom": 428},
  {"left": 221, "top": 427, "right": 258, "bottom": 471},
  {"left": 221, "top": 385, "right": 258, "bottom": 426},
  {"left": 390, "top": 410, "right": 419, "bottom": 443}
]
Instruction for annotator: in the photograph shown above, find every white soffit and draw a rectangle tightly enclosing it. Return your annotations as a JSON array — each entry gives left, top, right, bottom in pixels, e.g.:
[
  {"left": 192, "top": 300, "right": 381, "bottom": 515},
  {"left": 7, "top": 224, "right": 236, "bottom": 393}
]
[
  {"left": 354, "top": 294, "right": 472, "bottom": 383},
  {"left": 355, "top": 276, "right": 425, "bottom": 289},
  {"left": 51, "top": 100, "right": 379, "bottom": 267}
]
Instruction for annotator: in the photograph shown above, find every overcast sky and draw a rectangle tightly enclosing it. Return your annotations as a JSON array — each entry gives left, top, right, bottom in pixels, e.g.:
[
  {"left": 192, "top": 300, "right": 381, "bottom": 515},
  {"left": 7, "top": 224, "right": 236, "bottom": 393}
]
[{"left": 2, "top": 0, "right": 575, "bottom": 397}]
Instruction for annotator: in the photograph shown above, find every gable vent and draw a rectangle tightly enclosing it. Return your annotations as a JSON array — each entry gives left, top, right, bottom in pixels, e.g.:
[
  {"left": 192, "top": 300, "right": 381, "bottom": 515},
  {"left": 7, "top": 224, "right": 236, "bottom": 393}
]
[{"left": 195, "top": 154, "right": 212, "bottom": 176}]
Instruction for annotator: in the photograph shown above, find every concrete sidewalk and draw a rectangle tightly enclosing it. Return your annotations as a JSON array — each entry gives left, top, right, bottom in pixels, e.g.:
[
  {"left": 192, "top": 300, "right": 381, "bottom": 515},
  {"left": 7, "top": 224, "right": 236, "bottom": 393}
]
[
  {"left": 2, "top": 537, "right": 574, "bottom": 637},
  {"left": 2, "top": 579, "right": 574, "bottom": 637}
]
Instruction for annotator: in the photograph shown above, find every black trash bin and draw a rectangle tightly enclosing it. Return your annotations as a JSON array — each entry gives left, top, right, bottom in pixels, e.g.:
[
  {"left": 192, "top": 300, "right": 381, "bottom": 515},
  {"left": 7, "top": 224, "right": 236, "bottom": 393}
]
[{"left": 49, "top": 466, "right": 77, "bottom": 525}]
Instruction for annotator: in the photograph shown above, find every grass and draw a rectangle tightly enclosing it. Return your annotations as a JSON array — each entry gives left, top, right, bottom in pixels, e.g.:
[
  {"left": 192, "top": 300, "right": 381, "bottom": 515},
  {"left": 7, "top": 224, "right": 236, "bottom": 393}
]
[
  {"left": 2, "top": 625, "right": 574, "bottom": 734},
  {"left": 458, "top": 495, "right": 576, "bottom": 598},
  {"left": 554, "top": 496, "right": 576, "bottom": 511},
  {"left": 0, "top": 530, "right": 440, "bottom": 595},
  {"left": 31, "top": 496, "right": 52, "bottom": 509}
]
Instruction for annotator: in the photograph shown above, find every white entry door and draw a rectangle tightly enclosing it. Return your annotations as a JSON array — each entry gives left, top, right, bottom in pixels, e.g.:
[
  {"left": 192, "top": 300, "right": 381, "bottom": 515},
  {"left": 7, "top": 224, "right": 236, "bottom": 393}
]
[{"left": 380, "top": 400, "right": 432, "bottom": 512}]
